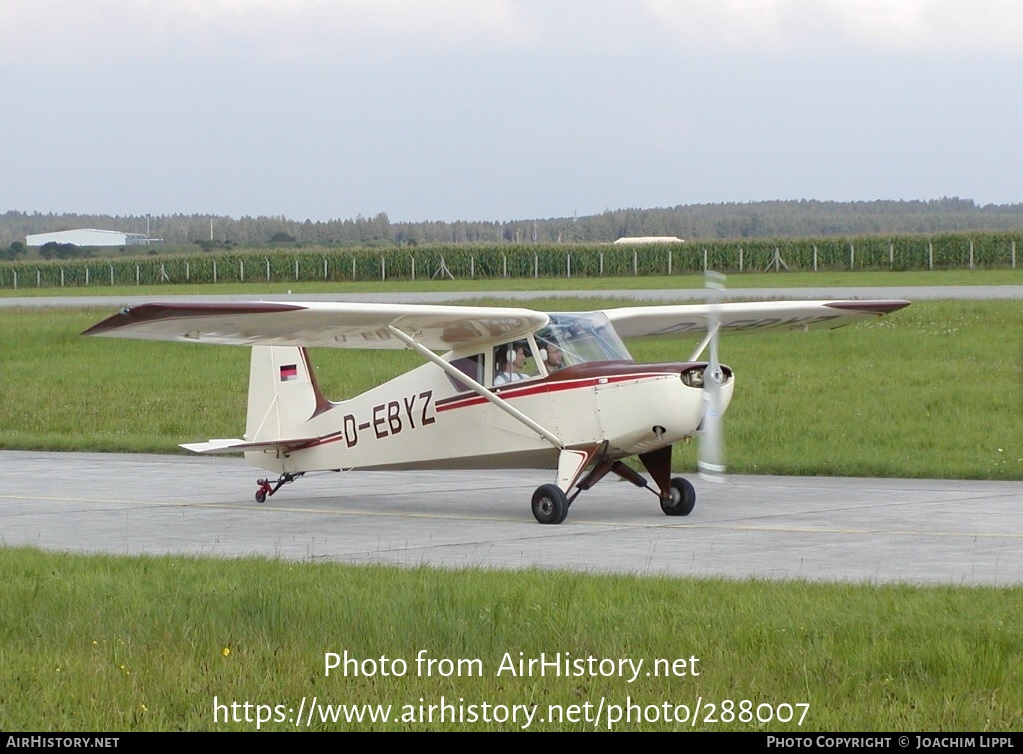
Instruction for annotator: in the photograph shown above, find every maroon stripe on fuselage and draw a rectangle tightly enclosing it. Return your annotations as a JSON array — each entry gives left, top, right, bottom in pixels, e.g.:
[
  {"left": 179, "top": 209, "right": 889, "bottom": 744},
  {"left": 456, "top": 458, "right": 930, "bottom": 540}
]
[{"left": 434, "top": 361, "right": 714, "bottom": 413}]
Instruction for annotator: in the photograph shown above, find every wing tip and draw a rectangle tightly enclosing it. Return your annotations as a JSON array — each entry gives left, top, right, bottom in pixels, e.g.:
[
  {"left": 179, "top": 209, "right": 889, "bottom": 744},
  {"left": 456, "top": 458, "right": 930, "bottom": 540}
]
[
  {"left": 824, "top": 300, "right": 911, "bottom": 316},
  {"left": 82, "top": 302, "right": 307, "bottom": 338}
]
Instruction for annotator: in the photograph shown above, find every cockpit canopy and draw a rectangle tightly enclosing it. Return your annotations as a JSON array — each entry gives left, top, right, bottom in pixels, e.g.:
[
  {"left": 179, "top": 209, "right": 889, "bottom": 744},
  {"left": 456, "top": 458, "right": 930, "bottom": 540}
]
[
  {"left": 483, "top": 312, "right": 634, "bottom": 388},
  {"left": 444, "top": 312, "right": 635, "bottom": 390},
  {"left": 535, "top": 312, "right": 633, "bottom": 366}
]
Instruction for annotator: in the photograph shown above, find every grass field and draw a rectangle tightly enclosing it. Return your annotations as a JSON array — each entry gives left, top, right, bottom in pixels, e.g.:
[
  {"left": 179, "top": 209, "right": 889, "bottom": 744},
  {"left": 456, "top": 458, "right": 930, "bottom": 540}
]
[
  {"left": 2, "top": 298, "right": 1020, "bottom": 479},
  {"left": 2, "top": 547, "right": 1020, "bottom": 731},
  {"left": 2, "top": 277, "right": 1021, "bottom": 731}
]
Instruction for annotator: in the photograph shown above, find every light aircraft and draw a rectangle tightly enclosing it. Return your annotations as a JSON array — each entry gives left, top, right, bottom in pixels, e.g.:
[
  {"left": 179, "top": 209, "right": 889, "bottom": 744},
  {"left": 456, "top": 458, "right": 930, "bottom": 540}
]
[{"left": 84, "top": 293, "right": 909, "bottom": 524}]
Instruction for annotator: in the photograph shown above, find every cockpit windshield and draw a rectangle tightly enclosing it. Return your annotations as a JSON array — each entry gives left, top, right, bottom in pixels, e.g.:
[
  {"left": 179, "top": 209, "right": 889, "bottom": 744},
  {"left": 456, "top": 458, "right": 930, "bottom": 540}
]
[{"left": 535, "top": 312, "right": 633, "bottom": 368}]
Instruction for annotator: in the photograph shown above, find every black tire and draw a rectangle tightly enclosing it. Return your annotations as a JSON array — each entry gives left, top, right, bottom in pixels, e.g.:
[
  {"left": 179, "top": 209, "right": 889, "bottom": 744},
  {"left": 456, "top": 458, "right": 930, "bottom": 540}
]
[
  {"left": 660, "top": 477, "right": 696, "bottom": 516},
  {"left": 531, "top": 484, "right": 569, "bottom": 525},
  {"left": 255, "top": 489, "right": 267, "bottom": 504}
]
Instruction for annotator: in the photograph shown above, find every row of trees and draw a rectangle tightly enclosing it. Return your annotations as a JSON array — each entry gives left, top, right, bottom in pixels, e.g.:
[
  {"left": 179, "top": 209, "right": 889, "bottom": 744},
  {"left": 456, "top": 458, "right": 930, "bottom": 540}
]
[
  {"left": 2, "top": 241, "right": 98, "bottom": 260},
  {"left": 1, "top": 241, "right": 26, "bottom": 260},
  {"left": 3, "top": 198, "right": 1022, "bottom": 250}
]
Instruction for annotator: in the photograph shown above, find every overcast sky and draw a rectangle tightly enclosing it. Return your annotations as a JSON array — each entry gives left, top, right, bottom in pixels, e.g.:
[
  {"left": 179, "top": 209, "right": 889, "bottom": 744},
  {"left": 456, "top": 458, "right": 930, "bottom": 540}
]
[{"left": 2, "top": 1, "right": 1021, "bottom": 222}]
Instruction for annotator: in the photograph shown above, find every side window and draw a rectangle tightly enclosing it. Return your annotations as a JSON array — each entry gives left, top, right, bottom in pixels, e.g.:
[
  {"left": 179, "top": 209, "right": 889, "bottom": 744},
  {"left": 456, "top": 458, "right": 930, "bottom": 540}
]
[
  {"left": 445, "top": 354, "right": 483, "bottom": 392},
  {"left": 493, "top": 340, "right": 539, "bottom": 386}
]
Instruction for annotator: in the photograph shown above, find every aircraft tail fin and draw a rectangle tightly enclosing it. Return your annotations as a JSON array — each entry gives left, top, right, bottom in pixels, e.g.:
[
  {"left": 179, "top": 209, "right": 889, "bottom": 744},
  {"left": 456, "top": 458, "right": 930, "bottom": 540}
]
[{"left": 245, "top": 346, "right": 331, "bottom": 443}]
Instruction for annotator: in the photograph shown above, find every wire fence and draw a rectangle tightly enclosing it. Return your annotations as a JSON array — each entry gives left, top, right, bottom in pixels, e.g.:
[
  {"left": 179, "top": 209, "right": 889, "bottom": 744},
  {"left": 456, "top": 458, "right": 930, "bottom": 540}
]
[{"left": 0, "top": 235, "right": 1018, "bottom": 289}]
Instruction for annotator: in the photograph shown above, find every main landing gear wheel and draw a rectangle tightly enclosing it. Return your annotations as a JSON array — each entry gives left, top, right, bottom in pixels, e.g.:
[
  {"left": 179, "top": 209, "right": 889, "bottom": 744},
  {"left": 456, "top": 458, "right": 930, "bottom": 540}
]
[
  {"left": 531, "top": 484, "right": 569, "bottom": 525},
  {"left": 660, "top": 477, "right": 696, "bottom": 516}
]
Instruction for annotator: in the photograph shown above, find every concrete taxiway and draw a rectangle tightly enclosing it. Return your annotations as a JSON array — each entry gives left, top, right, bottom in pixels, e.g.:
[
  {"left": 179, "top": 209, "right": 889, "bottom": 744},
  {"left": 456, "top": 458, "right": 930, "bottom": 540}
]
[{"left": 3, "top": 450, "right": 1020, "bottom": 586}]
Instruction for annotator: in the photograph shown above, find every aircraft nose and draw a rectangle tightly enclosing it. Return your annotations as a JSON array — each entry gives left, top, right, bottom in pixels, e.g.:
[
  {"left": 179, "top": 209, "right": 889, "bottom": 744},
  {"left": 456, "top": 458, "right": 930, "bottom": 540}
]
[
  {"left": 680, "top": 365, "right": 705, "bottom": 388},
  {"left": 679, "top": 364, "right": 733, "bottom": 389}
]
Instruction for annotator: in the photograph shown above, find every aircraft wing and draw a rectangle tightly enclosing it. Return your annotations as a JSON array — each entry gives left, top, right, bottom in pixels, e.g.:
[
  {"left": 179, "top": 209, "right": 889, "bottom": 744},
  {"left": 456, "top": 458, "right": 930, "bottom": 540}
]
[
  {"left": 83, "top": 302, "right": 549, "bottom": 351},
  {"left": 603, "top": 300, "right": 910, "bottom": 339}
]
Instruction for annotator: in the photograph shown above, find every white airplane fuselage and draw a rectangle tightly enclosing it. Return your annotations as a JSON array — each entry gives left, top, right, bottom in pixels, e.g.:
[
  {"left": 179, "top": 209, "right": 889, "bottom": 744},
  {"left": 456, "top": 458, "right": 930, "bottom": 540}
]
[{"left": 243, "top": 352, "right": 733, "bottom": 476}]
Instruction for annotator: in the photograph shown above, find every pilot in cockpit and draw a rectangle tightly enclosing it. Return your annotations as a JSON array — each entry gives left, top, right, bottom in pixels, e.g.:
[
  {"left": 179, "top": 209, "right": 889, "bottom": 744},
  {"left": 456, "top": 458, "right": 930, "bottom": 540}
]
[
  {"left": 494, "top": 341, "right": 530, "bottom": 384},
  {"left": 540, "top": 340, "right": 565, "bottom": 373}
]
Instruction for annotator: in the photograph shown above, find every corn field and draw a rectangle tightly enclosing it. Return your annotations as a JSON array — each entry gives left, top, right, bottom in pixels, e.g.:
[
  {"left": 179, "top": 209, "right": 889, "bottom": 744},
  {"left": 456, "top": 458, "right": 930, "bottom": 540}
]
[{"left": 1, "top": 233, "right": 1019, "bottom": 289}]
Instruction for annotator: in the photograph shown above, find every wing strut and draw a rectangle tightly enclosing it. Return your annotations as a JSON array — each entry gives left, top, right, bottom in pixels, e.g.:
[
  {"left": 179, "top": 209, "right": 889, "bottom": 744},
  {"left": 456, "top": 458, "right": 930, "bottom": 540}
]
[
  {"left": 687, "top": 322, "right": 720, "bottom": 362},
  {"left": 385, "top": 325, "right": 564, "bottom": 449}
]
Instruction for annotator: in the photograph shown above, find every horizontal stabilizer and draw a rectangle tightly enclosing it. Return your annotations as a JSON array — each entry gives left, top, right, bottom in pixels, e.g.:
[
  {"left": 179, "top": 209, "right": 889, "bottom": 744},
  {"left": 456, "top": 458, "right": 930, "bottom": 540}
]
[{"left": 180, "top": 437, "right": 321, "bottom": 454}]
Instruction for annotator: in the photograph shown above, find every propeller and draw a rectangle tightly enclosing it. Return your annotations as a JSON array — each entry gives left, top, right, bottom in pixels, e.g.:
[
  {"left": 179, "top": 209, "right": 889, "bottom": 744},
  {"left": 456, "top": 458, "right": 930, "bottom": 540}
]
[{"left": 698, "top": 271, "right": 727, "bottom": 483}]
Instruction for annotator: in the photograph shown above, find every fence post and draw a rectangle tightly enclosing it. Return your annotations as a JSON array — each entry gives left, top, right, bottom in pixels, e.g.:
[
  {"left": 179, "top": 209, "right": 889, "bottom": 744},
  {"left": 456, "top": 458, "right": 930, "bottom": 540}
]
[
  {"left": 185, "top": 261, "right": 189, "bottom": 282},
  {"left": 928, "top": 242, "right": 933, "bottom": 271},
  {"left": 633, "top": 250, "right": 638, "bottom": 276},
  {"left": 534, "top": 254, "right": 538, "bottom": 278},
  {"left": 471, "top": 256, "right": 475, "bottom": 278},
  {"left": 37, "top": 270, "right": 41, "bottom": 287},
  {"left": 849, "top": 243, "right": 855, "bottom": 270},
  {"left": 813, "top": 245, "right": 818, "bottom": 272},
  {"left": 969, "top": 240, "right": 974, "bottom": 270},
  {"left": 111, "top": 264, "right": 115, "bottom": 286},
  {"left": 889, "top": 243, "right": 894, "bottom": 268},
  {"left": 85, "top": 267, "right": 90, "bottom": 286},
  {"left": 352, "top": 258, "right": 356, "bottom": 280},
  {"left": 266, "top": 259, "right": 270, "bottom": 282},
  {"left": 213, "top": 259, "right": 217, "bottom": 284},
  {"left": 702, "top": 248, "right": 707, "bottom": 273},
  {"left": 412, "top": 256, "right": 416, "bottom": 281},
  {"left": 566, "top": 253, "right": 570, "bottom": 278},
  {"left": 502, "top": 254, "right": 507, "bottom": 278},
  {"left": 12, "top": 270, "right": 16, "bottom": 289},
  {"left": 61, "top": 269, "right": 65, "bottom": 287},
  {"left": 136, "top": 264, "right": 140, "bottom": 286},
  {"left": 599, "top": 252, "right": 604, "bottom": 276},
  {"left": 323, "top": 258, "right": 328, "bottom": 280},
  {"left": 667, "top": 247, "right": 672, "bottom": 276},
  {"left": 739, "top": 247, "right": 743, "bottom": 273},
  {"left": 240, "top": 260, "right": 244, "bottom": 282},
  {"left": 381, "top": 256, "right": 386, "bottom": 281},
  {"left": 1012, "top": 240, "right": 1016, "bottom": 269}
]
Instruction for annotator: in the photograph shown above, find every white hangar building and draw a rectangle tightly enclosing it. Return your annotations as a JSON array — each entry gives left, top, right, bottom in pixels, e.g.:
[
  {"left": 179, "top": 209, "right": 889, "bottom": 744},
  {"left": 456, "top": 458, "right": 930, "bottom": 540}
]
[
  {"left": 26, "top": 229, "right": 149, "bottom": 247},
  {"left": 612, "top": 236, "right": 685, "bottom": 245}
]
